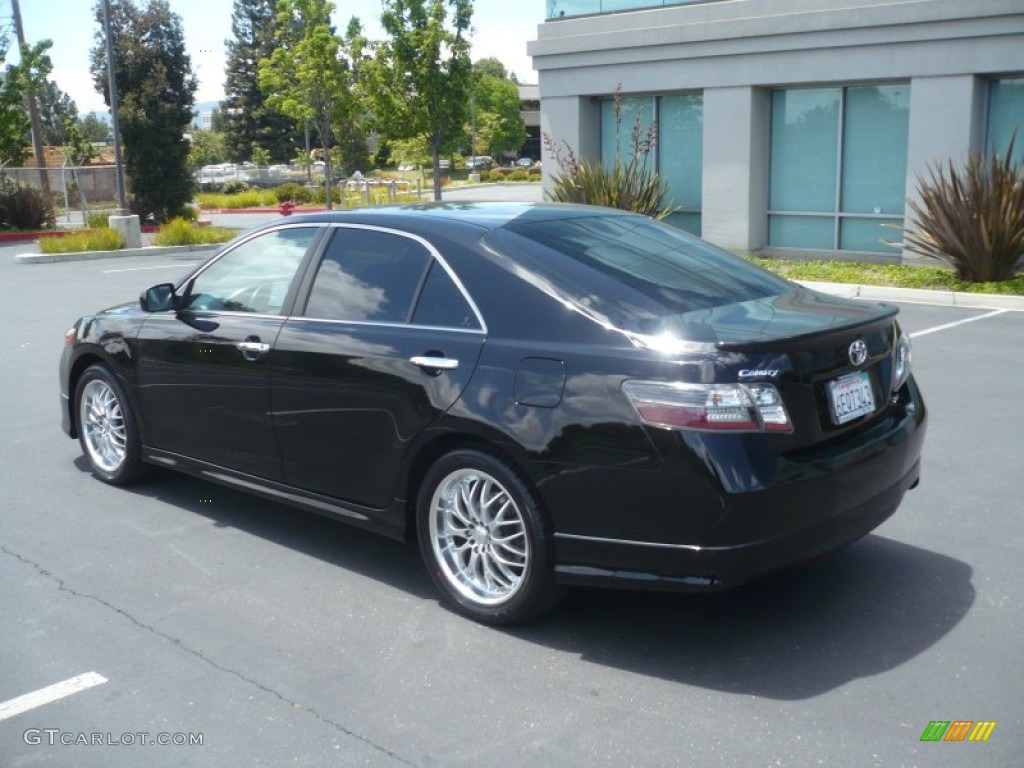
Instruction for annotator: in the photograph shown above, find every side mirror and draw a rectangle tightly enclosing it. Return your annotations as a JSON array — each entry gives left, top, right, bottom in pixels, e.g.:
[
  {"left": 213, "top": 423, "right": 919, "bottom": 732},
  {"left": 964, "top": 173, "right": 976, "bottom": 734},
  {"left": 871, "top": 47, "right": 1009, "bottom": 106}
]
[{"left": 140, "top": 283, "right": 177, "bottom": 312}]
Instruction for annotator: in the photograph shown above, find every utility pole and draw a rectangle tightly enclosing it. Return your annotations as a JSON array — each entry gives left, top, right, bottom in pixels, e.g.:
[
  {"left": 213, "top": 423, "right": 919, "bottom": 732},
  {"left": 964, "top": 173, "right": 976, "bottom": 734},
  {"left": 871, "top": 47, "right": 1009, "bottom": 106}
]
[{"left": 11, "top": 0, "right": 50, "bottom": 196}]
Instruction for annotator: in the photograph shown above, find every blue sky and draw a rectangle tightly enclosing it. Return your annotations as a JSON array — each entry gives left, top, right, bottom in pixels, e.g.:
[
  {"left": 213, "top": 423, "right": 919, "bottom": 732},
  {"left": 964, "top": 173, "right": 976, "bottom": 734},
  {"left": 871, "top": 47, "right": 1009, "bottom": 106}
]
[{"left": 14, "top": 0, "right": 544, "bottom": 115}]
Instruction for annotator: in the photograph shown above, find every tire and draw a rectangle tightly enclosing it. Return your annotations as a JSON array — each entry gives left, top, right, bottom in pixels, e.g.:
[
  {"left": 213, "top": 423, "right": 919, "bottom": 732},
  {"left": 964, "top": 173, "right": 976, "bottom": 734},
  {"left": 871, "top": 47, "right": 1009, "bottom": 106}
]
[
  {"left": 417, "top": 449, "right": 563, "bottom": 624},
  {"left": 75, "top": 364, "right": 148, "bottom": 485}
]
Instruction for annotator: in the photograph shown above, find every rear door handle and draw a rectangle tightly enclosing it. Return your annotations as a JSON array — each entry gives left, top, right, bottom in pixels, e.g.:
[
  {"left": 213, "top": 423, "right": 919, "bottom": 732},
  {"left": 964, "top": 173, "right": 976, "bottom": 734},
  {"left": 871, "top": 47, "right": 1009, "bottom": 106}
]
[
  {"left": 237, "top": 341, "right": 270, "bottom": 354},
  {"left": 410, "top": 355, "right": 459, "bottom": 371}
]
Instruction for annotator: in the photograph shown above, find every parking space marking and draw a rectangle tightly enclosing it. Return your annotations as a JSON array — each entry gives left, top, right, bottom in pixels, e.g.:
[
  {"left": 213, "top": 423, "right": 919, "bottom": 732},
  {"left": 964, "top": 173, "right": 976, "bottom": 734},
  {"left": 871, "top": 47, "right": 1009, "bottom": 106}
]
[
  {"left": 0, "top": 672, "right": 108, "bottom": 722},
  {"left": 102, "top": 264, "right": 198, "bottom": 274},
  {"left": 910, "top": 309, "right": 1009, "bottom": 339}
]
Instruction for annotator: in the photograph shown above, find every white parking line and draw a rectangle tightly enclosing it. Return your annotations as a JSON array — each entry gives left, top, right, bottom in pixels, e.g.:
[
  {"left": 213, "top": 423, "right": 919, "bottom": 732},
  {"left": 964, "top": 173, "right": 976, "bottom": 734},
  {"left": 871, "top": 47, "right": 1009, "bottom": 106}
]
[
  {"left": 0, "top": 672, "right": 108, "bottom": 722},
  {"left": 102, "top": 264, "right": 197, "bottom": 274},
  {"left": 910, "top": 309, "right": 1009, "bottom": 339}
]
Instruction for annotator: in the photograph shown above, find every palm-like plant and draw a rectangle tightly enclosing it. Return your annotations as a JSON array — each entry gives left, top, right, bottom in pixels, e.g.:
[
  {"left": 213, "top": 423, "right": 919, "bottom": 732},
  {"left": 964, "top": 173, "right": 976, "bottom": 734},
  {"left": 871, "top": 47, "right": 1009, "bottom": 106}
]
[
  {"left": 903, "top": 137, "right": 1024, "bottom": 282},
  {"left": 544, "top": 85, "right": 674, "bottom": 219}
]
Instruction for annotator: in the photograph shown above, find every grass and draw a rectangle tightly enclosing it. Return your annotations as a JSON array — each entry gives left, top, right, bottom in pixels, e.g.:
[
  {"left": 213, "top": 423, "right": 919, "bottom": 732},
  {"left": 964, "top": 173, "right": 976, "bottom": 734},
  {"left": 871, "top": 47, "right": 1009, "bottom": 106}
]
[
  {"left": 747, "top": 256, "right": 1024, "bottom": 295},
  {"left": 196, "top": 190, "right": 280, "bottom": 209},
  {"left": 38, "top": 228, "right": 125, "bottom": 254},
  {"left": 151, "top": 218, "right": 237, "bottom": 246}
]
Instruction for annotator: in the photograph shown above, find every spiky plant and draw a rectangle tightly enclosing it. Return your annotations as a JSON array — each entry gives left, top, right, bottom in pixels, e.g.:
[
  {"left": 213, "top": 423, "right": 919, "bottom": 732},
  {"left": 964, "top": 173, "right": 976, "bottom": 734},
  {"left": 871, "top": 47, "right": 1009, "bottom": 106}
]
[
  {"left": 544, "top": 85, "right": 675, "bottom": 219},
  {"left": 903, "top": 137, "right": 1024, "bottom": 282}
]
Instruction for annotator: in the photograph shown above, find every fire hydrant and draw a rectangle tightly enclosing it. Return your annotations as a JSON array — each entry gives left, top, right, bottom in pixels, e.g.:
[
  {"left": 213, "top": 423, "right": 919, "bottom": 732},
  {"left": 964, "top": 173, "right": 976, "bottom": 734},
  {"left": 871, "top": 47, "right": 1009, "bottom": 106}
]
[{"left": 280, "top": 201, "right": 296, "bottom": 216}]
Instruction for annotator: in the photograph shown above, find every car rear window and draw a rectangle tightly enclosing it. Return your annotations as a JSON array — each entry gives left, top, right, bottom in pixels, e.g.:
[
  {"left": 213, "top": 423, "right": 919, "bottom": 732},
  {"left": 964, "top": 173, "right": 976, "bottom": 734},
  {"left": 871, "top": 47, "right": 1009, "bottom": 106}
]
[{"left": 486, "top": 215, "right": 791, "bottom": 333}]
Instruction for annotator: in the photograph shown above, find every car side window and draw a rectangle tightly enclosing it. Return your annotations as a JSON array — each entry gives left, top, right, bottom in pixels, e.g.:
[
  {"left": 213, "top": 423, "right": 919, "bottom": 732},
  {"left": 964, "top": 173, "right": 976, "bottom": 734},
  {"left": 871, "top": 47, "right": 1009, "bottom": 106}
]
[
  {"left": 411, "top": 262, "right": 479, "bottom": 329},
  {"left": 186, "top": 227, "right": 317, "bottom": 314},
  {"left": 305, "top": 228, "right": 431, "bottom": 323}
]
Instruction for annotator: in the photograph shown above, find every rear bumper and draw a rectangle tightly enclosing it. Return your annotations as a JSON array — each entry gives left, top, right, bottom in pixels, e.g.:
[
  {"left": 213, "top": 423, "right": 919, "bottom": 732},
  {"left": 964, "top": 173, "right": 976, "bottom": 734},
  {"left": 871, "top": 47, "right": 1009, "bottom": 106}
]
[{"left": 553, "top": 393, "right": 926, "bottom": 591}]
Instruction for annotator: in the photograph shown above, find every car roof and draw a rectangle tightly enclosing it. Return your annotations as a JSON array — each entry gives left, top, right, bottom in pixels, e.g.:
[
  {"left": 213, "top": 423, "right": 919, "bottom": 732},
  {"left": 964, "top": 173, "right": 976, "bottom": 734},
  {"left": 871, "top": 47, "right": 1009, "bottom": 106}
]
[{"left": 267, "top": 202, "right": 638, "bottom": 233}]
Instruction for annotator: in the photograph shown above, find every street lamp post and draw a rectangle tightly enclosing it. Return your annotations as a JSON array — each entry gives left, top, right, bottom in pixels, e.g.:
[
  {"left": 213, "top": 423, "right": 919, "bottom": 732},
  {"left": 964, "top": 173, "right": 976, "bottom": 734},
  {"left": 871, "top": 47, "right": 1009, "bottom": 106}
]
[{"left": 101, "top": 0, "right": 140, "bottom": 246}]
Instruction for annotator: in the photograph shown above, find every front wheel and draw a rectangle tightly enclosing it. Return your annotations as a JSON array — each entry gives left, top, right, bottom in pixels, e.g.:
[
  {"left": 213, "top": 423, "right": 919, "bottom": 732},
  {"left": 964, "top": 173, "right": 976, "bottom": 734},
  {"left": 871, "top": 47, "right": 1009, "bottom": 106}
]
[
  {"left": 417, "top": 450, "right": 562, "bottom": 624},
  {"left": 75, "top": 364, "right": 148, "bottom": 485}
]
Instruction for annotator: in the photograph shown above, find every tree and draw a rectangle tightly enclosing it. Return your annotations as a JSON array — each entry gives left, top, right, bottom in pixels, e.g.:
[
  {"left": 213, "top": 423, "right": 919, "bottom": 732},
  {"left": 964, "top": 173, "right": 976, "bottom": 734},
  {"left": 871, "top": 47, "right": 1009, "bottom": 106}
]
[
  {"left": 259, "top": 0, "right": 361, "bottom": 209},
  {"left": 470, "top": 60, "right": 526, "bottom": 158},
  {"left": 90, "top": 0, "right": 197, "bottom": 221},
  {"left": 78, "top": 113, "right": 110, "bottom": 142},
  {"left": 220, "top": 0, "right": 299, "bottom": 163},
  {"left": 364, "top": 0, "right": 473, "bottom": 201},
  {"left": 1, "top": 37, "right": 53, "bottom": 166},
  {"left": 187, "top": 128, "right": 227, "bottom": 170},
  {"left": 37, "top": 79, "right": 78, "bottom": 146}
]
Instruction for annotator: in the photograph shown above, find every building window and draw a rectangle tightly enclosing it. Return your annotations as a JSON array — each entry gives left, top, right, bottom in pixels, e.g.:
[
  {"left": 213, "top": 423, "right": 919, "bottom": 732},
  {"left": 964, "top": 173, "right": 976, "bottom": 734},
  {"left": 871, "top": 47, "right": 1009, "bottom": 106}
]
[
  {"left": 600, "top": 93, "right": 703, "bottom": 235},
  {"left": 768, "top": 84, "right": 909, "bottom": 253},
  {"left": 988, "top": 77, "right": 1024, "bottom": 164}
]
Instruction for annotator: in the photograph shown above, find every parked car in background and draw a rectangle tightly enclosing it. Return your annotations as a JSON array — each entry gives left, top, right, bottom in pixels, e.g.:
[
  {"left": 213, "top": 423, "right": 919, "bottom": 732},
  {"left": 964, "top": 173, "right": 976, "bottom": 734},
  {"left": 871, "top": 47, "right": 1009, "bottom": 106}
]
[
  {"left": 59, "top": 203, "right": 926, "bottom": 625},
  {"left": 465, "top": 156, "right": 493, "bottom": 170},
  {"left": 515, "top": 157, "right": 534, "bottom": 168}
]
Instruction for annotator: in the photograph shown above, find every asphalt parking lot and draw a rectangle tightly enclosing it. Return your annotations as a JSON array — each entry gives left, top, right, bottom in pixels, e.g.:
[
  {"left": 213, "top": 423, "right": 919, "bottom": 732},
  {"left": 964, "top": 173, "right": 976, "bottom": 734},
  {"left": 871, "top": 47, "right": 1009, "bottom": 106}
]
[{"left": 1, "top": 244, "right": 1021, "bottom": 767}]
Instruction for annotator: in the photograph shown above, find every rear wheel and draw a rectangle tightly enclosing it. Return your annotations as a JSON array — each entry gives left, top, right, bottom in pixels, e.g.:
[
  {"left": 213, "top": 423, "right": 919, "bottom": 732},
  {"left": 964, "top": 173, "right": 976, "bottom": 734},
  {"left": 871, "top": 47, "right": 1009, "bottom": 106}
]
[
  {"left": 76, "top": 365, "right": 148, "bottom": 485},
  {"left": 417, "top": 450, "right": 562, "bottom": 624}
]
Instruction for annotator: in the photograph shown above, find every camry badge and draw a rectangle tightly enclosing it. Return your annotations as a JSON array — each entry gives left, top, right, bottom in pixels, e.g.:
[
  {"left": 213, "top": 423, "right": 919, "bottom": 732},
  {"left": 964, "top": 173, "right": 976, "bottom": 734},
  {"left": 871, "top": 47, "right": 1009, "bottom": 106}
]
[{"left": 848, "top": 339, "right": 868, "bottom": 367}]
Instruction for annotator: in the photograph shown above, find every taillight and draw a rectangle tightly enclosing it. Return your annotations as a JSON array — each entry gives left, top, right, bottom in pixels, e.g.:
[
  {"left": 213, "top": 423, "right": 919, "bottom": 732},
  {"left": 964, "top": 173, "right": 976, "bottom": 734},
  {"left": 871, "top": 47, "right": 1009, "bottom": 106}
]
[
  {"left": 891, "top": 333, "right": 911, "bottom": 392},
  {"left": 622, "top": 380, "right": 793, "bottom": 433}
]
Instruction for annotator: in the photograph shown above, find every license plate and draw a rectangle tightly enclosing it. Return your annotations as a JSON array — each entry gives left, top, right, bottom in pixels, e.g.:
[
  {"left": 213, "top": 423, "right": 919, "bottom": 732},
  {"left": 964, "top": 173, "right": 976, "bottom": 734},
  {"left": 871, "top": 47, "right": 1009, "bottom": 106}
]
[{"left": 827, "top": 371, "right": 875, "bottom": 425}]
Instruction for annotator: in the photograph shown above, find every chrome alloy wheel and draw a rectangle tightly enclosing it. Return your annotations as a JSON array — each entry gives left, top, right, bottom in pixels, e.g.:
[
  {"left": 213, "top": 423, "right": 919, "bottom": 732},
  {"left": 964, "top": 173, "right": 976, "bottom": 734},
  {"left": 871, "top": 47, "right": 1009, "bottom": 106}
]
[
  {"left": 80, "top": 378, "right": 128, "bottom": 473},
  {"left": 429, "top": 469, "right": 530, "bottom": 605}
]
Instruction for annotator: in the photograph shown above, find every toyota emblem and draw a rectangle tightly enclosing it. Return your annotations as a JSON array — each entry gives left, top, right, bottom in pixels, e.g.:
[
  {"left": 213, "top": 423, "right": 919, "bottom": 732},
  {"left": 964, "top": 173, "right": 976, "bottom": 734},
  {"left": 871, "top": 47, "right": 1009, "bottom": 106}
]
[{"left": 848, "top": 339, "right": 868, "bottom": 367}]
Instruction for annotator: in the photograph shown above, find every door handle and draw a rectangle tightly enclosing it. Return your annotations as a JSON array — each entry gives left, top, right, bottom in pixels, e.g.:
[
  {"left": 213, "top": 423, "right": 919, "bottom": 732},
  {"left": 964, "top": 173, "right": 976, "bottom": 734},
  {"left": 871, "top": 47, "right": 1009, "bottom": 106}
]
[
  {"left": 410, "top": 355, "right": 458, "bottom": 371},
  {"left": 237, "top": 340, "right": 270, "bottom": 360}
]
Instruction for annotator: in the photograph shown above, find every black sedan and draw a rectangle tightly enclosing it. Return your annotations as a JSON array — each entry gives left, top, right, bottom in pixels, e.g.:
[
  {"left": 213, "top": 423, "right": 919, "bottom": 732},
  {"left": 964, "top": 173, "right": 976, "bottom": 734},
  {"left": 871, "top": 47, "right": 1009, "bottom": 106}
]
[{"left": 60, "top": 203, "right": 926, "bottom": 624}]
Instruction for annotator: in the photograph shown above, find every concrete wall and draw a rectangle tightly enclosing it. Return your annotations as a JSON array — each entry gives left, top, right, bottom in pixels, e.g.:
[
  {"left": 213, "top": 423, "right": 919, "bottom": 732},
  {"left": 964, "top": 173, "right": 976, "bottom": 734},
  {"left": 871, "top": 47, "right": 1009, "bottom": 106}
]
[
  {"left": 5, "top": 166, "right": 119, "bottom": 205},
  {"left": 529, "top": 0, "right": 1024, "bottom": 254}
]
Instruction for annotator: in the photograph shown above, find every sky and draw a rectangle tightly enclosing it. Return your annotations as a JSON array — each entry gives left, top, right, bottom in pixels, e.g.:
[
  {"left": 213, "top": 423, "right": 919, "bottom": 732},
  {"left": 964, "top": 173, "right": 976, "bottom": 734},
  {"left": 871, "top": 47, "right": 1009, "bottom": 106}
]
[{"left": 11, "top": 0, "right": 546, "bottom": 116}]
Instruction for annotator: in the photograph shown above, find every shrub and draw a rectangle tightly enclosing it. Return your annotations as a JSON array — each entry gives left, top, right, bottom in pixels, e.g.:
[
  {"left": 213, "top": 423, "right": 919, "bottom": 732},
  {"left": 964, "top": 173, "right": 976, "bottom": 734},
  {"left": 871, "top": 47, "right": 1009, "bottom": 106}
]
[
  {"left": 0, "top": 185, "right": 57, "bottom": 230},
  {"left": 38, "top": 228, "right": 124, "bottom": 254},
  {"left": 506, "top": 170, "right": 531, "bottom": 182},
  {"left": 152, "top": 217, "right": 237, "bottom": 246},
  {"left": 86, "top": 211, "right": 113, "bottom": 228},
  {"left": 309, "top": 185, "right": 327, "bottom": 205},
  {"left": 221, "top": 179, "right": 251, "bottom": 195},
  {"left": 273, "top": 183, "right": 312, "bottom": 204},
  {"left": 543, "top": 84, "right": 673, "bottom": 219},
  {"left": 903, "top": 137, "right": 1024, "bottom": 282},
  {"left": 487, "top": 168, "right": 511, "bottom": 182},
  {"left": 528, "top": 170, "right": 542, "bottom": 182}
]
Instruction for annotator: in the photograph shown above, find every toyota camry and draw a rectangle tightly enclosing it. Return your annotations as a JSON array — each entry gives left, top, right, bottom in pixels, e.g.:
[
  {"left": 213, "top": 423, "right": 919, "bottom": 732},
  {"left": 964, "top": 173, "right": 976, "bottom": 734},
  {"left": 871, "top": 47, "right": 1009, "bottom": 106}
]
[{"left": 60, "top": 203, "right": 926, "bottom": 623}]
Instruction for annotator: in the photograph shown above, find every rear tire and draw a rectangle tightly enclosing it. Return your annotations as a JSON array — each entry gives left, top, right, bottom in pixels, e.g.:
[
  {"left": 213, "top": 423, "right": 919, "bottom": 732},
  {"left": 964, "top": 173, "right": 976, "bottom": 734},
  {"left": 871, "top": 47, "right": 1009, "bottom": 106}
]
[
  {"left": 417, "top": 450, "right": 563, "bottom": 624},
  {"left": 75, "top": 364, "right": 148, "bottom": 485}
]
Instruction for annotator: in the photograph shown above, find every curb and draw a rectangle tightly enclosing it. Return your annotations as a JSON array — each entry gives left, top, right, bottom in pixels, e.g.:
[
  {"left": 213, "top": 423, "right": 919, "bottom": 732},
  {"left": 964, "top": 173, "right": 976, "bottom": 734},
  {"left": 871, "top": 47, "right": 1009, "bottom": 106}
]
[
  {"left": 796, "top": 280, "right": 1024, "bottom": 311},
  {"left": 15, "top": 244, "right": 218, "bottom": 265}
]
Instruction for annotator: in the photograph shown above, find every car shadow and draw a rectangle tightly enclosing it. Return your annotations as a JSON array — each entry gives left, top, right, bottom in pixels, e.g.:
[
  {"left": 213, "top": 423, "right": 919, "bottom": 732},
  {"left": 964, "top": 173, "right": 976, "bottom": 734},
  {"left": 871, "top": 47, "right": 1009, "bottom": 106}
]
[
  {"left": 79, "top": 459, "right": 974, "bottom": 700},
  {"left": 509, "top": 536, "right": 974, "bottom": 700}
]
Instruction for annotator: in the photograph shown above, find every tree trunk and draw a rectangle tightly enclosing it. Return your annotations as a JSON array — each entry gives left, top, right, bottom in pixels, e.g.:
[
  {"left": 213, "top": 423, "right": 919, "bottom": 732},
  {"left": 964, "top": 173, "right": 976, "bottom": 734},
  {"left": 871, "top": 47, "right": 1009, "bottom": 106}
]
[{"left": 322, "top": 134, "right": 333, "bottom": 210}]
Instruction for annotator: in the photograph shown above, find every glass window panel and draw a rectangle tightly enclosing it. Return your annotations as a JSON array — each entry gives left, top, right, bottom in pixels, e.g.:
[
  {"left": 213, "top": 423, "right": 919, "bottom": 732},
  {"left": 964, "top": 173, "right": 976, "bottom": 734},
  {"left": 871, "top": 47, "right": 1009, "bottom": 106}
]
[
  {"left": 768, "top": 215, "right": 835, "bottom": 250},
  {"left": 186, "top": 227, "right": 316, "bottom": 313},
  {"left": 662, "top": 211, "right": 701, "bottom": 237},
  {"left": 770, "top": 88, "right": 839, "bottom": 212},
  {"left": 658, "top": 94, "right": 703, "bottom": 211},
  {"left": 411, "top": 263, "right": 479, "bottom": 329},
  {"left": 841, "top": 85, "right": 909, "bottom": 215},
  {"left": 601, "top": 96, "right": 655, "bottom": 170},
  {"left": 839, "top": 217, "right": 903, "bottom": 254},
  {"left": 988, "top": 77, "right": 1024, "bottom": 165},
  {"left": 306, "top": 229, "right": 431, "bottom": 322}
]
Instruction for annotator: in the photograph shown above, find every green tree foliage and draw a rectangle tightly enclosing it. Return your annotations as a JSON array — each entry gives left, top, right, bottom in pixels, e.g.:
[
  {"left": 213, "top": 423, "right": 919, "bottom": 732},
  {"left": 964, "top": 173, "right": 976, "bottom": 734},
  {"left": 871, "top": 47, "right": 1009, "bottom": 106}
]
[
  {"left": 364, "top": 0, "right": 473, "bottom": 201},
  {"left": 187, "top": 129, "right": 227, "bottom": 170},
  {"left": 220, "top": 0, "right": 299, "bottom": 164},
  {"left": 1, "top": 38, "right": 53, "bottom": 166},
  {"left": 90, "top": 0, "right": 197, "bottom": 221},
  {"left": 470, "top": 60, "right": 526, "bottom": 158},
  {"left": 36, "top": 79, "right": 78, "bottom": 146},
  {"left": 259, "top": 0, "right": 361, "bottom": 208},
  {"left": 78, "top": 113, "right": 110, "bottom": 142}
]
